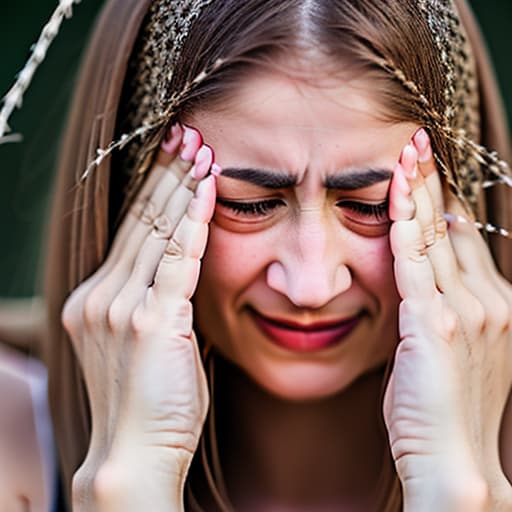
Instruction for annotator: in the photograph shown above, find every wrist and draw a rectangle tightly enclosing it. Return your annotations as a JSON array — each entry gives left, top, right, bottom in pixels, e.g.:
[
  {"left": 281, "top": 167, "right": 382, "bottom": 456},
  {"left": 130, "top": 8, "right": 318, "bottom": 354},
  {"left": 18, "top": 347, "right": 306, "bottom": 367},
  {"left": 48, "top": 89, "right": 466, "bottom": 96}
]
[
  {"left": 403, "top": 472, "right": 489, "bottom": 512},
  {"left": 93, "top": 450, "right": 189, "bottom": 512}
]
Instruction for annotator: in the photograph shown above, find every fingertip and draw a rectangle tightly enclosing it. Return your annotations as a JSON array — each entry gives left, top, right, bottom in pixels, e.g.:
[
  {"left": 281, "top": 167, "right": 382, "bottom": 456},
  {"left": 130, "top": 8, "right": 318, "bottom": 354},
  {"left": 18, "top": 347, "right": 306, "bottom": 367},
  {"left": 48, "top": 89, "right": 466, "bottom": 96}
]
[
  {"left": 389, "top": 163, "right": 415, "bottom": 221},
  {"left": 161, "top": 124, "right": 184, "bottom": 155},
  {"left": 400, "top": 144, "right": 418, "bottom": 179},
  {"left": 180, "top": 125, "right": 203, "bottom": 161},
  {"left": 413, "top": 128, "right": 429, "bottom": 154},
  {"left": 157, "top": 124, "right": 184, "bottom": 165},
  {"left": 413, "top": 128, "right": 435, "bottom": 171},
  {"left": 204, "top": 143, "right": 215, "bottom": 162},
  {"left": 190, "top": 145, "right": 213, "bottom": 180}
]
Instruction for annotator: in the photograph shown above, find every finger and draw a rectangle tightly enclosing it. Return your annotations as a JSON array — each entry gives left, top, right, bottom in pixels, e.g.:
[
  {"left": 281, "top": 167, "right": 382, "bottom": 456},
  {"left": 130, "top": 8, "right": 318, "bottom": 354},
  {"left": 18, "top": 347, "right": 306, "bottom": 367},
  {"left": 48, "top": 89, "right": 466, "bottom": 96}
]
[
  {"left": 153, "top": 174, "right": 217, "bottom": 303},
  {"left": 414, "top": 130, "right": 510, "bottom": 339},
  {"left": 86, "top": 128, "right": 206, "bottom": 330},
  {"left": 413, "top": 128, "right": 446, "bottom": 237},
  {"left": 445, "top": 196, "right": 511, "bottom": 335},
  {"left": 112, "top": 125, "right": 202, "bottom": 264},
  {"left": 122, "top": 145, "right": 214, "bottom": 308},
  {"left": 445, "top": 195, "right": 500, "bottom": 276},
  {"left": 76, "top": 127, "right": 197, "bottom": 311},
  {"left": 403, "top": 143, "right": 436, "bottom": 247},
  {"left": 411, "top": 129, "right": 462, "bottom": 296},
  {"left": 389, "top": 159, "right": 437, "bottom": 300}
]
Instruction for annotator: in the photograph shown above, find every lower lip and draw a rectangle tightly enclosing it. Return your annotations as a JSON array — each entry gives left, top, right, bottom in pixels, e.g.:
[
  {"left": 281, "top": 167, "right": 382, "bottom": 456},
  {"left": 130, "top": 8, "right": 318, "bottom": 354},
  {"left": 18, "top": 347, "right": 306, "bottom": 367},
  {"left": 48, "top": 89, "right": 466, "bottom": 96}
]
[{"left": 252, "top": 313, "right": 361, "bottom": 352}]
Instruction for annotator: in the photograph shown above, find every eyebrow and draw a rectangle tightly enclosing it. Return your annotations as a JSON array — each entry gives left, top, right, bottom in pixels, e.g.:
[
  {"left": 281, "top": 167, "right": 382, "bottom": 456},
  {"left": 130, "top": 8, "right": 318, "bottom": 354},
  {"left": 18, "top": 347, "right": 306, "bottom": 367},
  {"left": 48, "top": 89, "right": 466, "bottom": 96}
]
[
  {"left": 221, "top": 167, "right": 297, "bottom": 189},
  {"left": 220, "top": 166, "right": 392, "bottom": 190},
  {"left": 324, "top": 168, "right": 393, "bottom": 190}
]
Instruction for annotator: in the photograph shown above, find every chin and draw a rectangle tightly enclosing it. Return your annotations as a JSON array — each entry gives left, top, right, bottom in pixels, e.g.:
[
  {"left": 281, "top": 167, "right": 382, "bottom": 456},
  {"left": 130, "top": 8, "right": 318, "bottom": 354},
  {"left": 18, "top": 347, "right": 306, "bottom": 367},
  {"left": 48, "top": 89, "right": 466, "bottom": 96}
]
[{"left": 237, "top": 354, "right": 374, "bottom": 402}]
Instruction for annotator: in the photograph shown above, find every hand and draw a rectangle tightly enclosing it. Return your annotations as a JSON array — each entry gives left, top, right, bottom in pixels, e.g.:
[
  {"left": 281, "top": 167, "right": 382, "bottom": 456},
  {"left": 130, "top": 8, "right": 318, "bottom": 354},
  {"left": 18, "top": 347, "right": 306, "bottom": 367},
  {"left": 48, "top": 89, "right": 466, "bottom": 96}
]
[
  {"left": 61, "top": 125, "right": 218, "bottom": 511},
  {"left": 383, "top": 129, "right": 512, "bottom": 511}
]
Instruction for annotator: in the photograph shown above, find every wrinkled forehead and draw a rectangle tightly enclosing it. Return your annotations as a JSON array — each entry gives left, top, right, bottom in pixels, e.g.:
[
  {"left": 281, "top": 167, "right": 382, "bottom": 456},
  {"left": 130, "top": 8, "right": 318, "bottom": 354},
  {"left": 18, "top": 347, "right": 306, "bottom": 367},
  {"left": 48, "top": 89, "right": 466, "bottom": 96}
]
[{"left": 185, "top": 69, "right": 417, "bottom": 183}]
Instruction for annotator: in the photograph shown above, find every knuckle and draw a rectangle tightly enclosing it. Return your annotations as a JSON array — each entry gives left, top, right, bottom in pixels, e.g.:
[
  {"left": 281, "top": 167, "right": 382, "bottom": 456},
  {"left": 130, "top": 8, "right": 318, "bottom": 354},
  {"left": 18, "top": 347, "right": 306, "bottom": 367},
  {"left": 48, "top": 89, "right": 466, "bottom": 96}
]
[
  {"left": 152, "top": 214, "right": 173, "bottom": 239},
  {"left": 163, "top": 237, "right": 184, "bottom": 260},
  {"left": 106, "top": 298, "right": 129, "bottom": 334},
  {"left": 489, "top": 296, "right": 511, "bottom": 334},
  {"left": 441, "top": 304, "right": 459, "bottom": 341},
  {"left": 129, "top": 305, "right": 154, "bottom": 338},
  {"left": 465, "top": 296, "right": 486, "bottom": 335},
  {"left": 61, "top": 290, "right": 83, "bottom": 336},
  {"left": 83, "top": 288, "right": 109, "bottom": 328}
]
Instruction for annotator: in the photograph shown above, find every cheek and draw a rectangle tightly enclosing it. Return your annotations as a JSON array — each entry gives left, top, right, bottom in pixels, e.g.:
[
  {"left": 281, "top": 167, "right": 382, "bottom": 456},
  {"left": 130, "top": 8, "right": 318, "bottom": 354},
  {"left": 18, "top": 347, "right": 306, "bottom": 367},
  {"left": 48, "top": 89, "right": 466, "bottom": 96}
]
[
  {"left": 350, "top": 235, "right": 397, "bottom": 302},
  {"left": 194, "top": 225, "right": 272, "bottom": 357},
  {"left": 200, "top": 225, "right": 268, "bottom": 292}
]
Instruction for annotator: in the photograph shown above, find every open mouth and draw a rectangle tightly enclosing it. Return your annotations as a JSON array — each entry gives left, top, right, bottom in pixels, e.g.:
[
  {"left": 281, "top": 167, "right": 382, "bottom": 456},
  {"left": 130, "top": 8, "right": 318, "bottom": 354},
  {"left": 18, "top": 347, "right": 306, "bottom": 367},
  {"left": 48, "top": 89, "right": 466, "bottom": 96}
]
[{"left": 250, "top": 309, "right": 362, "bottom": 352}]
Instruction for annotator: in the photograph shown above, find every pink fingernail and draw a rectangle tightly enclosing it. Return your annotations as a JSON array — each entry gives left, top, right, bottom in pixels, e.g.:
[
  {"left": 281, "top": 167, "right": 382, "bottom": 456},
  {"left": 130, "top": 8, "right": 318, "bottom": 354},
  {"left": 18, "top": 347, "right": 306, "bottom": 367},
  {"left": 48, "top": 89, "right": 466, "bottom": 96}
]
[
  {"left": 401, "top": 144, "right": 418, "bottom": 179},
  {"left": 211, "top": 163, "right": 222, "bottom": 176},
  {"left": 414, "top": 128, "right": 433, "bottom": 163},
  {"left": 180, "top": 126, "right": 203, "bottom": 161},
  {"left": 161, "top": 124, "right": 183, "bottom": 154},
  {"left": 191, "top": 145, "right": 213, "bottom": 180}
]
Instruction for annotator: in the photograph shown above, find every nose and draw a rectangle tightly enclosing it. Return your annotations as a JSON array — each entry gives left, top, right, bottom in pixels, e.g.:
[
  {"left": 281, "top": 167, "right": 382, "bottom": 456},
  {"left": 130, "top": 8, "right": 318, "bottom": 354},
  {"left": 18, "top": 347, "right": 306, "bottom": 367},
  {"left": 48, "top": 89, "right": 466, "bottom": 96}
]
[{"left": 266, "top": 211, "right": 352, "bottom": 309}]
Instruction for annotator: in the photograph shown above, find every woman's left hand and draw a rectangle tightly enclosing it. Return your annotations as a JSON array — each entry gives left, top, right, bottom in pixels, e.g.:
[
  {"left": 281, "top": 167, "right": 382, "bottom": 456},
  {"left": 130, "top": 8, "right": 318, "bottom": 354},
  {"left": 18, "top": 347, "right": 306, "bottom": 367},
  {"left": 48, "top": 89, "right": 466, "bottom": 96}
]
[{"left": 383, "top": 128, "right": 512, "bottom": 512}]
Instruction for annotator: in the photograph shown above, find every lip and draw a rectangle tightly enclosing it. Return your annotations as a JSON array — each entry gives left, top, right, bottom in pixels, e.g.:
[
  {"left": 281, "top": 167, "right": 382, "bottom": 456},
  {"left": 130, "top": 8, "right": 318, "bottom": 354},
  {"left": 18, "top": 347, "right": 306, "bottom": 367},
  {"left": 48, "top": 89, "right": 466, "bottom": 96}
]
[{"left": 250, "top": 309, "right": 362, "bottom": 352}]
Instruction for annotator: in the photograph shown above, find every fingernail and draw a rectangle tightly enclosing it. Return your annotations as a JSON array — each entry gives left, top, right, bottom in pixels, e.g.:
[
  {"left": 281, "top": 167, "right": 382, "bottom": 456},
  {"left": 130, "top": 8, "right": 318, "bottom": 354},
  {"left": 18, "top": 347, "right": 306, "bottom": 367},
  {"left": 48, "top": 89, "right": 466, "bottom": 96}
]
[
  {"left": 390, "top": 165, "right": 415, "bottom": 220},
  {"left": 161, "top": 124, "right": 183, "bottom": 154},
  {"left": 191, "top": 145, "right": 213, "bottom": 180},
  {"left": 401, "top": 144, "right": 418, "bottom": 179},
  {"left": 414, "top": 128, "right": 432, "bottom": 163},
  {"left": 180, "top": 126, "right": 203, "bottom": 161},
  {"left": 211, "top": 163, "right": 222, "bottom": 176}
]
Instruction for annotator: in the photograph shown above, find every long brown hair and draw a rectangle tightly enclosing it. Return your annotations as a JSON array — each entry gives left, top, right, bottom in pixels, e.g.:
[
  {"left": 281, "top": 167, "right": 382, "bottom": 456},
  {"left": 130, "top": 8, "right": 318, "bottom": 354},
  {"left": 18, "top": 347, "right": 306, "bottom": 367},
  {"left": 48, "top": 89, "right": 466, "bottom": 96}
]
[{"left": 44, "top": 0, "right": 511, "bottom": 508}]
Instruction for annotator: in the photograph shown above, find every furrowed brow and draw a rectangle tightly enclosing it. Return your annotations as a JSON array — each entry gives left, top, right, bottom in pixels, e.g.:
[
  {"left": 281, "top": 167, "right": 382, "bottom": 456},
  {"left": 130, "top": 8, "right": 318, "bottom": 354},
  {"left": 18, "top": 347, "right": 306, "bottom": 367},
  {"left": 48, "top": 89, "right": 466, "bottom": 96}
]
[
  {"left": 220, "top": 167, "right": 297, "bottom": 189},
  {"left": 324, "top": 168, "right": 393, "bottom": 190}
]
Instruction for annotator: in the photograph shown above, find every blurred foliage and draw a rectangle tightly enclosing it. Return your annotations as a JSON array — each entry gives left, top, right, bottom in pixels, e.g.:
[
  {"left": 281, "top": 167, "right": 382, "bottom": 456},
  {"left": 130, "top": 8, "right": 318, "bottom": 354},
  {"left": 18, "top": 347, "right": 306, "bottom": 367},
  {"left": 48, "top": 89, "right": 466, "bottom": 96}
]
[{"left": 0, "top": 0, "right": 510, "bottom": 297}]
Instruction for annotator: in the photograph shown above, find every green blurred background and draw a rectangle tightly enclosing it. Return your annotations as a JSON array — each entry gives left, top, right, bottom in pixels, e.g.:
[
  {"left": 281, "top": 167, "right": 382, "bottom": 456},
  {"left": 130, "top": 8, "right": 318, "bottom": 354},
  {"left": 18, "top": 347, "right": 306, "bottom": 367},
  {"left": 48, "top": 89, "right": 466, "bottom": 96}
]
[{"left": 0, "top": 0, "right": 511, "bottom": 297}]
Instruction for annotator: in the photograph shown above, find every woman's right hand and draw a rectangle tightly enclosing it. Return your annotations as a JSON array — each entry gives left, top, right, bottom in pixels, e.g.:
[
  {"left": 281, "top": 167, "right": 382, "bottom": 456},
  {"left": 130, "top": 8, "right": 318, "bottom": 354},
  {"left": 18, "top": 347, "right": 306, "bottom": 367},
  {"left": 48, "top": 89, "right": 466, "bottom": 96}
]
[{"left": 61, "top": 125, "right": 218, "bottom": 511}]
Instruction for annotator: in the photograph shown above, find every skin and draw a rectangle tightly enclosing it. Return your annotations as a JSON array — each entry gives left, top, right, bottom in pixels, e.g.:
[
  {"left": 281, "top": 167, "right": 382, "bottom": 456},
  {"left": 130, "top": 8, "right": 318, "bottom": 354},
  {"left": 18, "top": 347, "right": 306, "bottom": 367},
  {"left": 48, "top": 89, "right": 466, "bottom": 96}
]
[
  {"left": 191, "top": 71, "right": 412, "bottom": 402},
  {"left": 50, "top": 66, "right": 512, "bottom": 511},
  {"left": 187, "top": 72, "right": 413, "bottom": 510},
  {"left": 187, "top": 71, "right": 512, "bottom": 510}
]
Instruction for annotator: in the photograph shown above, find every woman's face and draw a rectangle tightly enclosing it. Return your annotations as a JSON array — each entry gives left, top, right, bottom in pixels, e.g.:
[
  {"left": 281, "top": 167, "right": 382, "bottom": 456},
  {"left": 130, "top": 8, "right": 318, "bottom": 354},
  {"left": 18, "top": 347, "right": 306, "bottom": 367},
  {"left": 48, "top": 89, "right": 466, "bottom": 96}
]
[{"left": 190, "top": 69, "right": 418, "bottom": 401}]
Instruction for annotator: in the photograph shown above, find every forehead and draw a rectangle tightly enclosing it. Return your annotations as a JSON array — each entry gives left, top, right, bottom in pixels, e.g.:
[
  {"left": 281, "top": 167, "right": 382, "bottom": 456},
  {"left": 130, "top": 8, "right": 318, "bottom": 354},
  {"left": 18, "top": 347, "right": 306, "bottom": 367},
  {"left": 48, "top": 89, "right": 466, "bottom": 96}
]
[
  {"left": 197, "top": 68, "right": 385, "bottom": 126},
  {"left": 187, "top": 70, "right": 417, "bottom": 176}
]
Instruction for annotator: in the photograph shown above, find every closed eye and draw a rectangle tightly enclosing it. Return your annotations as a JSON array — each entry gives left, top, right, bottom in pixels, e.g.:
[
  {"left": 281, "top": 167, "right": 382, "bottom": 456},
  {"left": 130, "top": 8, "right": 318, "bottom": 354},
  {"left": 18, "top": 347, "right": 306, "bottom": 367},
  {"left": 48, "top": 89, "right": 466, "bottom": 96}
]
[
  {"left": 337, "top": 200, "right": 389, "bottom": 222},
  {"left": 216, "top": 198, "right": 285, "bottom": 216}
]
